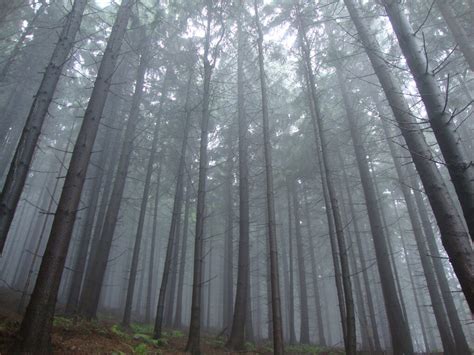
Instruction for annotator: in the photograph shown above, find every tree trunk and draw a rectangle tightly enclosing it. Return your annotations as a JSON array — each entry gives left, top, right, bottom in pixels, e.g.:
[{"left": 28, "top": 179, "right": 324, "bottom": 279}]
[
  {"left": 0, "top": 1, "right": 48, "bottom": 82},
  {"left": 380, "top": 110, "right": 468, "bottom": 353},
  {"left": 154, "top": 69, "right": 192, "bottom": 337},
  {"left": 227, "top": 1, "right": 250, "bottom": 347},
  {"left": 290, "top": 179, "right": 310, "bottom": 344},
  {"left": 382, "top": 0, "right": 474, "bottom": 242},
  {"left": 174, "top": 173, "right": 191, "bottom": 328},
  {"left": 0, "top": 0, "right": 88, "bottom": 254},
  {"left": 78, "top": 32, "right": 149, "bottom": 320},
  {"left": 333, "top": 53, "right": 414, "bottom": 354},
  {"left": 145, "top": 152, "right": 164, "bottom": 323},
  {"left": 343, "top": 0, "right": 474, "bottom": 315},
  {"left": 15, "top": 0, "right": 133, "bottom": 351},
  {"left": 435, "top": 0, "right": 474, "bottom": 71},
  {"left": 222, "top": 129, "right": 234, "bottom": 335},
  {"left": 121, "top": 68, "right": 169, "bottom": 327},
  {"left": 410, "top": 174, "right": 471, "bottom": 353},
  {"left": 65, "top": 97, "right": 123, "bottom": 315},
  {"left": 185, "top": 3, "right": 215, "bottom": 352},
  {"left": 302, "top": 189, "right": 326, "bottom": 347},
  {"left": 340, "top": 159, "right": 382, "bottom": 352},
  {"left": 253, "top": 1, "right": 284, "bottom": 353},
  {"left": 285, "top": 178, "right": 297, "bottom": 345},
  {"left": 297, "top": 16, "right": 356, "bottom": 352}
]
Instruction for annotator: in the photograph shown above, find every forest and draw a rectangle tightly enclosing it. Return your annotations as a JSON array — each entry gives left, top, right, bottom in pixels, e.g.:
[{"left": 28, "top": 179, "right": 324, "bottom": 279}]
[{"left": 0, "top": 0, "right": 473, "bottom": 353}]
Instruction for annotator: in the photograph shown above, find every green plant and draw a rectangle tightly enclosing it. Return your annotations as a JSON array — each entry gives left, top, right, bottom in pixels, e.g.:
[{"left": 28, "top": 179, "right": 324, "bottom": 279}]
[{"left": 134, "top": 343, "right": 148, "bottom": 355}]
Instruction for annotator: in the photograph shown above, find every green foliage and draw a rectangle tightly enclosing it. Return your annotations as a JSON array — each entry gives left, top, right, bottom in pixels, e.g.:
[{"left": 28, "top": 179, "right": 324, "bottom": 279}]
[
  {"left": 133, "top": 343, "right": 148, "bottom": 355},
  {"left": 131, "top": 323, "right": 153, "bottom": 335},
  {"left": 245, "top": 341, "right": 256, "bottom": 351},
  {"left": 52, "top": 316, "right": 73, "bottom": 329},
  {"left": 110, "top": 324, "right": 130, "bottom": 340}
]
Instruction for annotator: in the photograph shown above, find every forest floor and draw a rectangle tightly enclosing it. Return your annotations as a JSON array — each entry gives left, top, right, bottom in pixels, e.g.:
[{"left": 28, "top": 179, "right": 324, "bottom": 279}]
[{"left": 0, "top": 289, "right": 341, "bottom": 354}]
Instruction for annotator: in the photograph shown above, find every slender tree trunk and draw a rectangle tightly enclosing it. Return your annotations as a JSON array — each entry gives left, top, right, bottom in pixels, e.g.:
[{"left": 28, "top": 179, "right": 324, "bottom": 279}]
[
  {"left": 333, "top": 54, "right": 413, "bottom": 354},
  {"left": 0, "top": 0, "right": 88, "bottom": 253},
  {"left": 0, "top": 1, "right": 48, "bottom": 82},
  {"left": 15, "top": 1, "right": 133, "bottom": 351},
  {"left": 154, "top": 70, "right": 193, "bottom": 338},
  {"left": 226, "top": 0, "right": 250, "bottom": 348},
  {"left": 174, "top": 174, "right": 191, "bottom": 328},
  {"left": 253, "top": 2, "right": 284, "bottom": 353},
  {"left": 392, "top": 194, "right": 433, "bottom": 353},
  {"left": 290, "top": 179, "right": 310, "bottom": 343},
  {"left": 344, "top": 0, "right": 474, "bottom": 312},
  {"left": 164, "top": 207, "right": 183, "bottom": 326},
  {"left": 382, "top": 0, "right": 474, "bottom": 242},
  {"left": 78, "top": 30, "right": 149, "bottom": 320},
  {"left": 145, "top": 152, "right": 164, "bottom": 323},
  {"left": 436, "top": 1, "right": 474, "bottom": 71},
  {"left": 65, "top": 97, "right": 123, "bottom": 315},
  {"left": 295, "top": 13, "right": 356, "bottom": 352},
  {"left": 410, "top": 174, "right": 471, "bottom": 352},
  {"left": 185, "top": 4, "right": 217, "bottom": 352},
  {"left": 380, "top": 112, "right": 467, "bottom": 353},
  {"left": 285, "top": 179, "right": 297, "bottom": 345},
  {"left": 222, "top": 127, "right": 234, "bottom": 333},
  {"left": 340, "top": 158, "right": 382, "bottom": 351},
  {"left": 302, "top": 190, "right": 326, "bottom": 347},
  {"left": 121, "top": 68, "right": 169, "bottom": 327}
]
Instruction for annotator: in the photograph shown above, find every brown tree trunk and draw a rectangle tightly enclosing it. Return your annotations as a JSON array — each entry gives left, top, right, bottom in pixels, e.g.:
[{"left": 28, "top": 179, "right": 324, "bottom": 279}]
[
  {"left": 0, "top": 0, "right": 88, "bottom": 253},
  {"left": 15, "top": 0, "right": 133, "bottom": 351}
]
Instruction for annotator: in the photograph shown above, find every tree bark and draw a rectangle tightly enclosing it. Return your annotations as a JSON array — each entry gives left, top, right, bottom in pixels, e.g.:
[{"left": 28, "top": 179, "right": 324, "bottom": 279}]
[
  {"left": 380, "top": 110, "right": 469, "bottom": 353},
  {"left": 343, "top": 0, "right": 474, "bottom": 314},
  {"left": 185, "top": 3, "right": 217, "bottom": 352},
  {"left": 296, "top": 15, "right": 356, "bottom": 353},
  {"left": 435, "top": 0, "right": 474, "bottom": 71},
  {"left": 285, "top": 178, "right": 297, "bottom": 345},
  {"left": 174, "top": 173, "right": 191, "bottom": 328},
  {"left": 253, "top": 1, "right": 284, "bottom": 353},
  {"left": 15, "top": 0, "right": 133, "bottom": 351},
  {"left": 122, "top": 68, "right": 170, "bottom": 328},
  {"left": 290, "top": 179, "right": 310, "bottom": 344},
  {"left": 382, "top": 0, "right": 474, "bottom": 243},
  {"left": 78, "top": 32, "right": 149, "bottom": 320},
  {"left": 302, "top": 189, "right": 326, "bottom": 347},
  {"left": 333, "top": 54, "right": 414, "bottom": 354},
  {"left": 227, "top": 1, "right": 250, "bottom": 347},
  {"left": 0, "top": 0, "right": 88, "bottom": 254}
]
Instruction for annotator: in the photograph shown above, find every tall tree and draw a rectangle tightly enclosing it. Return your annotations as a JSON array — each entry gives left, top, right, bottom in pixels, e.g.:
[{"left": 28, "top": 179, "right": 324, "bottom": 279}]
[
  {"left": 14, "top": 0, "right": 133, "bottom": 350},
  {"left": 122, "top": 65, "right": 170, "bottom": 328},
  {"left": 381, "top": 0, "right": 474, "bottom": 242},
  {"left": 0, "top": 0, "right": 88, "bottom": 253},
  {"left": 332, "top": 49, "right": 414, "bottom": 354},
  {"left": 342, "top": 0, "right": 474, "bottom": 313},
  {"left": 78, "top": 24, "right": 152, "bottom": 320},
  {"left": 253, "top": 1, "right": 284, "bottom": 352},
  {"left": 226, "top": 0, "right": 251, "bottom": 349},
  {"left": 185, "top": 1, "right": 224, "bottom": 352}
]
